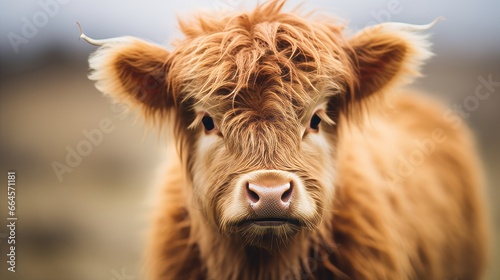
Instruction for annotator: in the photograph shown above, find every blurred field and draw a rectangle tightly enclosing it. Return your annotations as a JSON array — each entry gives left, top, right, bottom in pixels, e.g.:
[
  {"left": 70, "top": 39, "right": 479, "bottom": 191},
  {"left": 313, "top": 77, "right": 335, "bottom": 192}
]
[
  {"left": 0, "top": 1, "right": 499, "bottom": 279},
  {"left": 0, "top": 54, "right": 161, "bottom": 280}
]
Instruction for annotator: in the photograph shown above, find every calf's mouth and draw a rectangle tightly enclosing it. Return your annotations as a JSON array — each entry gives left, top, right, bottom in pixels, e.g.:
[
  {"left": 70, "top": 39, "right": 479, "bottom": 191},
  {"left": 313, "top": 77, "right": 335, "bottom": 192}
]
[{"left": 238, "top": 217, "right": 302, "bottom": 227}]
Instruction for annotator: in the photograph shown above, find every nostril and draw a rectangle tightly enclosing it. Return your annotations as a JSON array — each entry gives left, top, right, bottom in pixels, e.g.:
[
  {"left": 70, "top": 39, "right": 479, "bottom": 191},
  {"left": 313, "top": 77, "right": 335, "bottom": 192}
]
[
  {"left": 281, "top": 182, "right": 293, "bottom": 203},
  {"left": 246, "top": 183, "right": 260, "bottom": 203}
]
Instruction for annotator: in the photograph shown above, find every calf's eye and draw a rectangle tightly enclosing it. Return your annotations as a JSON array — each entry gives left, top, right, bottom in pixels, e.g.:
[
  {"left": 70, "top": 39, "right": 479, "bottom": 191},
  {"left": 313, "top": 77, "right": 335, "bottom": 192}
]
[
  {"left": 202, "top": 115, "right": 215, "bottom": 131},
  {"left": 309, "top": 113, "right": 322, "bottom": 132}
]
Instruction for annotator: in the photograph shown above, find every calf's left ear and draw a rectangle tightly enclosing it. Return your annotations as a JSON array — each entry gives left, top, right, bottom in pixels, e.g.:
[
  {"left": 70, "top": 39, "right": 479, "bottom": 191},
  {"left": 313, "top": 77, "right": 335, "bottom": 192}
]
[
  {"left": 346, "top": 18, "right": 442, "bottom": 100},
  {"left": 80, "top": 26, "right": 173, "bottom": 120}
]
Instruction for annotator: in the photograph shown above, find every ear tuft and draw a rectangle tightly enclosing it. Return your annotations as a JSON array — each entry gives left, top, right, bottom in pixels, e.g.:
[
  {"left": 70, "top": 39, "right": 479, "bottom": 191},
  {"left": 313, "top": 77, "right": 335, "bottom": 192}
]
[
  {"left": 87, "top": 37, "right": 172, "bottom": 120},
  {"left": 347, "top": 19, "right": 441, "bottom": 100}
]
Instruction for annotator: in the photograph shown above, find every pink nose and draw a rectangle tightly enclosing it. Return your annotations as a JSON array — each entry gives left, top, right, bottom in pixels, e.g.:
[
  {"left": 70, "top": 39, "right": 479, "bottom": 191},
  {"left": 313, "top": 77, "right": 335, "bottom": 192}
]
[{"left": 246, "top": 181, "right": 294, "bottom": 216}]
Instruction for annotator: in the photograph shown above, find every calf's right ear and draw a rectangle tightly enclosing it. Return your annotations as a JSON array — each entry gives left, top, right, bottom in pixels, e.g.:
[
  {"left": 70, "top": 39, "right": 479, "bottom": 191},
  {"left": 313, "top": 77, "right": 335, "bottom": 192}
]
[{"left": 80, "top": 25, "right": 174, "bottom": 120}]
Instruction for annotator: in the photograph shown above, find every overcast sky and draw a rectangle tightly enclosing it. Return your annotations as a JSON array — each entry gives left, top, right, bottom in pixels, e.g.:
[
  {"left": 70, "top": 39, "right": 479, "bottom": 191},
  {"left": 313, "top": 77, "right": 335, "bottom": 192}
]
[{"left": 1, "top": 0, "right": 499, "bottom": 63}]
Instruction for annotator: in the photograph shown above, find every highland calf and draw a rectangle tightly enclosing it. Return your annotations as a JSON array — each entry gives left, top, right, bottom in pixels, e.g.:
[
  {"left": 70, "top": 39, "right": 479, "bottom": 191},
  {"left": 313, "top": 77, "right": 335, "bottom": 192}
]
[{"left": 82, "top": 1, "right": 489, "bottom": 279}]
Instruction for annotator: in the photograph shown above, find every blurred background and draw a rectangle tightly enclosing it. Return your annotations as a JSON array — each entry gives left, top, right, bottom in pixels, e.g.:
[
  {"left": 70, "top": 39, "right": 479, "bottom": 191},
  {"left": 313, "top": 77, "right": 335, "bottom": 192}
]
[{"left": 0, "top": 0, "right": 498, "bottom": 279}]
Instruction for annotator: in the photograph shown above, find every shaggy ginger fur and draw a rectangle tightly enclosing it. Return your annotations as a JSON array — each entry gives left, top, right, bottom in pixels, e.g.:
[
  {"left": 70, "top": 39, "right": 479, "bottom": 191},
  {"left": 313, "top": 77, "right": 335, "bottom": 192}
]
[{"left": 84, "top": 1, "right": 489, "bottom": 279}]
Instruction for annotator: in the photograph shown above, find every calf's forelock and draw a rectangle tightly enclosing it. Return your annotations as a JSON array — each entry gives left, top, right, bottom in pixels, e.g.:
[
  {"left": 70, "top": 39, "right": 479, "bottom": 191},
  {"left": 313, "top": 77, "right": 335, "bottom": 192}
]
[{"left": 168, "top": 1, "right": 354, "bottom": 113}]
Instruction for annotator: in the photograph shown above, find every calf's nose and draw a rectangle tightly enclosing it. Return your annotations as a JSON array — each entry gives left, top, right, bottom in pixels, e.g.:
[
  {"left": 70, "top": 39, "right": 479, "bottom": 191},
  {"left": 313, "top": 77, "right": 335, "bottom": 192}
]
[{"left": 246, "top": 181, "right": 294, "bottom": 216}]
